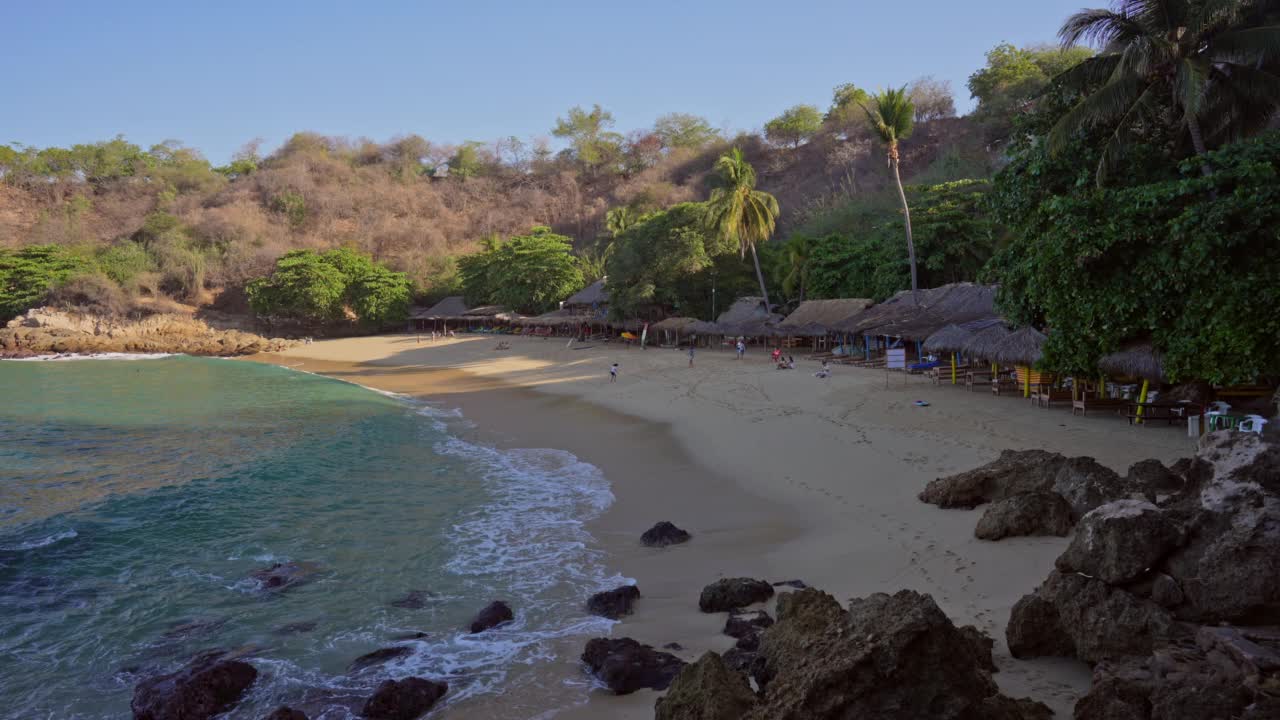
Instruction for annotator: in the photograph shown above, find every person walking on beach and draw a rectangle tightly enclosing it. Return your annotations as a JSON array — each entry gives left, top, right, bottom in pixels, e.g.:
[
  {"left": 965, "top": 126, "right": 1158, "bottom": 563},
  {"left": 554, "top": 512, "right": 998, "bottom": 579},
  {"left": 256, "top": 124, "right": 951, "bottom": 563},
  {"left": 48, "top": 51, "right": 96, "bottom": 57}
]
[
  {"left": 609, "top": 363, "right": 618, "bottom": 383},
  {"left": 736, "top": 339, "right": 745, "bottom": 360},
  {"left": 688, "top": 345, "right": 695, "bottom": 367}
]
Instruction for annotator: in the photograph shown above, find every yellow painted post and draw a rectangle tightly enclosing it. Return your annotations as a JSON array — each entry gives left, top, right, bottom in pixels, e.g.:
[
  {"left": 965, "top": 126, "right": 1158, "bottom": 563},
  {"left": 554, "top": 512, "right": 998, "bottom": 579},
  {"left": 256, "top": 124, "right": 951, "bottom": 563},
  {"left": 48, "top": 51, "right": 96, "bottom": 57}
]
[
  {"left": 1023, "top": 365, "right": 1031, "bottom": 398},
  {"left": 1135, "top": 379, "right": 1149, "bottom": 424},
  {"left": 951, "top": 353, "right": 957, "bottom": 384},
  {"left": 1099, "top": 375, "right": 1106, "bottom": 398}
]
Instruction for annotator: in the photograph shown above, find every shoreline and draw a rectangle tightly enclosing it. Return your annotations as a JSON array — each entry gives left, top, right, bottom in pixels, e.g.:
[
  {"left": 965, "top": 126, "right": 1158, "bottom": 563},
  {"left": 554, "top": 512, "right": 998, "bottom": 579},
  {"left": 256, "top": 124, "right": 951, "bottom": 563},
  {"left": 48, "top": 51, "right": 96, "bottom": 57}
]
[{"left": 255, "top": 333, "right": 1197, "bottom": 717}]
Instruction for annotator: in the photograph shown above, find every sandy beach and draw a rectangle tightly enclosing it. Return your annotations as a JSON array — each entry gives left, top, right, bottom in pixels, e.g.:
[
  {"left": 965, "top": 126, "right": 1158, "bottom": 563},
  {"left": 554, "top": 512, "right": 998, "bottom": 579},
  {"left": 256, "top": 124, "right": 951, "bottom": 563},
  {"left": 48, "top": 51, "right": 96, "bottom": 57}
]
[{"left": 256, "top": 333, "right": 1195, "bottom": 718}]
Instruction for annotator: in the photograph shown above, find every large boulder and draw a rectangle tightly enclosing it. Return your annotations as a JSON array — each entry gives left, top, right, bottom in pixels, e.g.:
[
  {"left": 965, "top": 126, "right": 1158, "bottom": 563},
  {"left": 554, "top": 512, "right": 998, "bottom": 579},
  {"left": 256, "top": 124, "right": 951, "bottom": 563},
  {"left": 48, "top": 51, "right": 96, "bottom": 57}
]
[
  {"left": 586, "top": 585, "right": 640, "bottom": 620},
  {"left": 746, "top": 588, "right": 1043, "bottom": 719},
  {"left": 641, "top": 521, "right": 691, "bottom": 547},
  {"left": 1007, "top": 571, "right": 1174, "bottom": 663},
  {"left": 723, "top": 610, "right": 774, "bottom": 652},
  {"left": 263, "top": 708, "right": 308, "bottom": 720},
  {"left": 974, "top": 491, "right": 1074, "bottom": 540},
  {"left": 1049, "top": 456, "right": 1134, "bottom": 520},
  {"left": 348, "top": 646, "right": 412, "bottom": 673},
  {"left": 1055, "top": 500, "right": 1185, "bottom": 585},
  {"left": 919, "top": 450, "right": 1068, "bottom": 509},
  {"left": 131, "top": 650, "right": 258, "bottom": 720},
  {"left": 1125, "top": 459, "right": 1185, "bottom": 498},
  {"left": 699, "top": 578, "right": 774, "bottom": 613},
  {"left": 360, "top": 677, "right": 448, "bottom": 720},
  {"left": 654, "top": 651, "right": 759, "bottom": 720},
  {"left": 581, "top": 637, "right": 686, "bottom": 694},
  {"left": 468, "top": 601, "right": 513, "bottom": 633}
]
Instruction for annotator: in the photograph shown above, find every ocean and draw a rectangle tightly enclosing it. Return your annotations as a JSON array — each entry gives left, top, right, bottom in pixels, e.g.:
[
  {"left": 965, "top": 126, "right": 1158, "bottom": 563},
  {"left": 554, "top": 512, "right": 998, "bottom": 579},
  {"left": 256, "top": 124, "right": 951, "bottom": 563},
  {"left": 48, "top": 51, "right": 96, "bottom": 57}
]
[{"left": 0, "top": 356, "right": 622, "bottom": 718}]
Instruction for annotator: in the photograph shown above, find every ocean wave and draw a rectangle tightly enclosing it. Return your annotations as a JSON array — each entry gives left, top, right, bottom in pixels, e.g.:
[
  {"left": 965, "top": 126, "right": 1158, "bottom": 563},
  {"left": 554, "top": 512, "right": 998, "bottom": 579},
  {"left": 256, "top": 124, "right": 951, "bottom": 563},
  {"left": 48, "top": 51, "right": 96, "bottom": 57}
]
[
  {"left": 2, "top": 528, "right": 78, "bottom": 551},
  {"left": 4, "top": 352, "right": 178, "bottom": 362}
]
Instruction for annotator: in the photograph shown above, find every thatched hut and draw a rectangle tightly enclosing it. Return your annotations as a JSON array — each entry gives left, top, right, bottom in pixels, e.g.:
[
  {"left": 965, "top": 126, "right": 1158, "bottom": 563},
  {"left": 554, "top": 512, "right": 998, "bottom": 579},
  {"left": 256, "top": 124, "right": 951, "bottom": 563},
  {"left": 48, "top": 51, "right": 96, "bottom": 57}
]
[
  {"left": 1098, "top": 342, "right": 1166, "bottom": 382},
  {"left": 831, "top": 283, "right": 1000, "bottom": 361},
  {"left": 564, "top": 278, "right": 609, "bottom": 312},
  {"left": 961, "top": 324, "right": 1012, "bottom": 360},
  {"left": 778, "top": 299, "right": 873, "bottom": 333},
  {"left": 922, "top": 324, "right": 973, "bottom": 354},
  {"left": 410, "top": 295, "right": 470, "bottom": 331},
  {"left": 991, "top": 327, "right": 1046, "bottom": 366}
]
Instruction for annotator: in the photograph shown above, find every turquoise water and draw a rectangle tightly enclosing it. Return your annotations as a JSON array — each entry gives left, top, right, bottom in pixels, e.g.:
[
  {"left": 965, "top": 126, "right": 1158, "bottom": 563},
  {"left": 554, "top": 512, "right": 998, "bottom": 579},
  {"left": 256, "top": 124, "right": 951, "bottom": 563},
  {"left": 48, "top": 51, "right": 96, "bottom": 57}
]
[{"left": 0, "top": 356, "right": 618, "bottom": 718}]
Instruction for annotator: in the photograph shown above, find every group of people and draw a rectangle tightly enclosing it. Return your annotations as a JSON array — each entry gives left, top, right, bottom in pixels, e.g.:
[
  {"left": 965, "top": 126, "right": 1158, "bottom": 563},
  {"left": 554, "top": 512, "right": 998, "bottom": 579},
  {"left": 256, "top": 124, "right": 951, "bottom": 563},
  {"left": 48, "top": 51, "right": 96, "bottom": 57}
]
[{"left": 609, "top": 342, "right": 832, "bottom": 383}]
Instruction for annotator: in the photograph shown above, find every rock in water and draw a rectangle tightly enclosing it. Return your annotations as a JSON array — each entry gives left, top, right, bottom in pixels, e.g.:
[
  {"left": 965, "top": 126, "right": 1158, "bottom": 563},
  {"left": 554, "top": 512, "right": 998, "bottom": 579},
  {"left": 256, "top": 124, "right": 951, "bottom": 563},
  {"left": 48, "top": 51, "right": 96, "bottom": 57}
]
[
  {"left": 347, "top": 646, "right": 412, "bottom": 673},
  {"left": 698, "top": 578, "right": 774, "bottom": 612},
  {"left": 974, "top": 491, "right": 1074, "bottom": 540},
  {"left": 581, "top": 638, "right": 686, "bottom": 694},
  {"left": 468, "top": 601, "right": 513, "bottom": 633},
  {"left": 586, "top": 585, "right": 640, "bottom": 619},
  {"left": 918, "top": 449, "right": 1068, "bottom": 508},
  {"left": 641, "top": 521, "right": 691, "bottom": 547},
  {"left": 131, "top": 650, "right": 258, "bottom": 720},
  {"left": 745, "top": 588, "right": 1044, "bottom": 719},
  {"left": 248, "top": 562, "right": 318, "bottom": 593},
  {"left": 655, "top": 651, "right": 759, "bottom": 720},
  {"left": 388, "top": 590, "right": 432, "bottom": 609},
  {"left": 263, "top": 708, "right": 308, "bottom": 720},
  {"left": 360, "top": 677, "right": 448, "bottom": 720},
  {"left": 1055, "top": 499, "right": 1184, "bottom": 584}
]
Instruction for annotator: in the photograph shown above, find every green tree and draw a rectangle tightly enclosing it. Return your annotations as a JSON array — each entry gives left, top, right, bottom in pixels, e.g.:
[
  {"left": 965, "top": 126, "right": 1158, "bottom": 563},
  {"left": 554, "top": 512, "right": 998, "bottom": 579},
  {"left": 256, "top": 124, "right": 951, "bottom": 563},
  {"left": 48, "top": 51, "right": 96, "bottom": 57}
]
[
  {"left": 967, "top": 43, "right": 1094, "bottom": 137},
  {"left": 782, "top": 234, "right": 813, "bottom": 301},
  {"left": 764, "top": 104, "right": 823, "bottom": 148},
  {"left": 1050, "top": 0, "right": 1280, "bottom": 182},
  {"left": 0, "top": 245, "right": 92, "bottom": 320},
  {"left": 705, "top": 148, "right": 780, "bottom": 309},
  {"left": 348, "top": 264, "right": 413, "bottom": 326},
  {"left": 448, "top": 141, "right": 488, "bottom": 179},
  {"left": 552, "top": 104, "right": 625, "bottom": 175},
  {"left": 653, "top": 113, "right": 720, "bottom": 149},
  {"left": 605, "top": 203, "right": 730, "bottom": 319},
  {"left": 246, "top": 250, "right": 348, "bottom": 322},
  {"left": 863, "top": 87, "right": 920, "bottom": 301},
  {"left": 458, "top": 227, "right": 585, "bottom": 314}
]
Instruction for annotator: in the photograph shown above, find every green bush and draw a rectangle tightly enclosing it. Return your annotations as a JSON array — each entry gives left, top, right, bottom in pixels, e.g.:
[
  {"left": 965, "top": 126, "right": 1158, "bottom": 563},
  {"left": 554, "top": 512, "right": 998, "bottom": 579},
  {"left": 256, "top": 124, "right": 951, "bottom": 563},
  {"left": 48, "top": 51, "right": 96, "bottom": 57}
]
[
  {"left": 0, "top": 245, "right": 92, "bottom": 320},
  {"left": 96, "top": 243, "right": 155, "bottom": 287},
  {"left": 246, "top": 248, "right": 412, "bottom": 326}
]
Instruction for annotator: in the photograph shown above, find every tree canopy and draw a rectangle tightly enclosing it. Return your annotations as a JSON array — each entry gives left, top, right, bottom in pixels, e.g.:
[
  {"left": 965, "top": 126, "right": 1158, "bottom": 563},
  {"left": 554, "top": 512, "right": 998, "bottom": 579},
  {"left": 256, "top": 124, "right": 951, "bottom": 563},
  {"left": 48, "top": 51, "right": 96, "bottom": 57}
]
[
  {"left": 764, "top": 105, "right": 823, "bottom": 148},
  {"left": 457, "top": 226, "right": 585, "bottom": 314},
  {"left": 246, "top": 248, "right": 411, "bottom": 326},
  {"left": 967, "top": 42, "right": 1094, "bottom": 138}
]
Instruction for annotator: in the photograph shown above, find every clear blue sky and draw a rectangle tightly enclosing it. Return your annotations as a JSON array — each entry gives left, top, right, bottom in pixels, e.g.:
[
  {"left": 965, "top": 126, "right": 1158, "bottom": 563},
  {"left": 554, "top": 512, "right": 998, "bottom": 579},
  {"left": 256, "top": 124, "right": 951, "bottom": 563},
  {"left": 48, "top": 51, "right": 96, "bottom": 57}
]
[{"left": 3, "top": 0, "right": 1086, "bottom": 164}]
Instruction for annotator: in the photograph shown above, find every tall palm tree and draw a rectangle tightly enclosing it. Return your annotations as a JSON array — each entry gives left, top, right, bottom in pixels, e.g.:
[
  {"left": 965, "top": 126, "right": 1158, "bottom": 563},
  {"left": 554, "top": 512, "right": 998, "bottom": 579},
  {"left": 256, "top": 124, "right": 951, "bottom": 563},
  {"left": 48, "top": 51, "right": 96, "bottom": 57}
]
[
  {"left": 1050, "top": 0, "right": 1280, "bottom": 182},
  {"left": 863, "top": 87, "right": 919, "bottom": 303},
  {"left": 782, "top": 234, "right": 813, "bottom": 301},
  {"left": 605, "top": 206, "right": 637, "bottom": 237},
  {"left": 705, "top": 148, "right": 780, "bottom": 310}
]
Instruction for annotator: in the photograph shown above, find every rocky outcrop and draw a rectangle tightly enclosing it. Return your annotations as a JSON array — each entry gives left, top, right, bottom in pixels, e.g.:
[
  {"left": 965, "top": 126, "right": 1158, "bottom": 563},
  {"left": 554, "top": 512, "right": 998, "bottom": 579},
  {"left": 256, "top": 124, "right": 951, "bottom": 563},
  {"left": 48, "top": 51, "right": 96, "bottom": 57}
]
[
  {"left": 919, "top": 449, "right": 1068, "bottom": 509},
  {"left": 131, "top": 650, "right": 258, "bottom": 720},
  {"left": 359, "top": 677, "right": 448, "bottom": 720},
  {"left": 641, "top": 521, "right": 692, "bottom": 547},
  {"left": 1055, "top": 500, "right": 1185, "bottom": 585},
  {"left": 698, "top": 578, "right": 774, "bottom": 612},
  {"left": 974, "top": 491, "right": 1074, "bottom": 540},
  {"left": 581, "top": 637, "right": 686, "bottom": 694},
  {"left": 263, "top": 708, "right": 308, "bottom": 720},
  {"left": 586, "top": 585, "right": 640, "bottom": 620},
  {"left": 723, "top": 610, "right": 773, "bottom": 652},
  {"left": 1, "top": 307, "right": 293, "bottom": 358},
  {"left": 744, "top": 588, "right": 1048, "bottom": 719},
  {"left": 248, "top": 562, "right": 319, "bottom": 593},
  {"left": 347, "top": 646, "right": 412, "bottom": 673},
  {"left": 468, "top": 601, "right": 513, "bottom": 633},
  {"left": 655, "top": 651, "right": 759, "bottom": 720}
]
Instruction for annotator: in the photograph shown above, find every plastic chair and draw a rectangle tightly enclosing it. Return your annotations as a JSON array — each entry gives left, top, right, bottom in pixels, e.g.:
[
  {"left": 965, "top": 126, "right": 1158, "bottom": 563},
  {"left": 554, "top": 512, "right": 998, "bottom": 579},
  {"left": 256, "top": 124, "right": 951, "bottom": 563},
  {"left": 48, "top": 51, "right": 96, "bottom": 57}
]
[
  {"left": 1238, "top": 415, "right": 1269, "bottom": 434},
  {"left": 1207, "top": 401, "right": 1232, "bottom": 414}
]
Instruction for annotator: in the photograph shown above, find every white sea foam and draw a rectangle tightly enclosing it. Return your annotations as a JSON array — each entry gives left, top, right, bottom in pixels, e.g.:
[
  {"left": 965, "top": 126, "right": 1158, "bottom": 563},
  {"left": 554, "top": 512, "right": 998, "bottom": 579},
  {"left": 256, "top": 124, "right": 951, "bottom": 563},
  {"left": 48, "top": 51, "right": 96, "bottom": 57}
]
[
  {"left": 3, "top": 353, "right": 178, "bottom": 362},
  {"left": 2, "top": 528, "right": 78, "bottom": 551}
]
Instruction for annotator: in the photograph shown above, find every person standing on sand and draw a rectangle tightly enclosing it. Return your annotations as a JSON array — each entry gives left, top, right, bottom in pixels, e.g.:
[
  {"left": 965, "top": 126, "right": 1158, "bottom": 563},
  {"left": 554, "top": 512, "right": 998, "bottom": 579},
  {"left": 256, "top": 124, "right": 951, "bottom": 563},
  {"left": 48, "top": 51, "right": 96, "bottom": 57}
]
[
  {"left": 688, "top": 345, "right": 695, "bottom": 367},
  {"left": 736, "top": 339, "right": 745, "bottom": 359},
  {"left": 610, "top": 363, "right": 618, "bottom": 383}
]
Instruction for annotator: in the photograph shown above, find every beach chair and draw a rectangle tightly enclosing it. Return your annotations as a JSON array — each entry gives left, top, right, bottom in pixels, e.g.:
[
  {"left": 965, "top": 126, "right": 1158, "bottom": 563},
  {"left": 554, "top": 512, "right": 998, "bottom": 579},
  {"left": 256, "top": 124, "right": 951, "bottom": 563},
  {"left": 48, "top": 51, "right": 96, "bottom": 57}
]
[
  {"left": 1071, "top": 395, "right": 1130, "bottom": 416},
  {"left": 991, "top": 373, "right": 1019, "bottom": 395},
  {"left": 1035, "top": 387, "right": 1074, "bottom": 409}
]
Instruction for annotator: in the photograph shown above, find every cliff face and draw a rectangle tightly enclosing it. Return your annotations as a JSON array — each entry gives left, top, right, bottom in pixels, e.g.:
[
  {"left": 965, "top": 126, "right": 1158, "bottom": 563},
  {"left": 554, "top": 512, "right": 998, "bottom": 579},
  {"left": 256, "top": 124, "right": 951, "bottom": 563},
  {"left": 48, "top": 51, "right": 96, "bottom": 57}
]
[{"left": 1, "top": 307, "right": 294, "bottom": 358}]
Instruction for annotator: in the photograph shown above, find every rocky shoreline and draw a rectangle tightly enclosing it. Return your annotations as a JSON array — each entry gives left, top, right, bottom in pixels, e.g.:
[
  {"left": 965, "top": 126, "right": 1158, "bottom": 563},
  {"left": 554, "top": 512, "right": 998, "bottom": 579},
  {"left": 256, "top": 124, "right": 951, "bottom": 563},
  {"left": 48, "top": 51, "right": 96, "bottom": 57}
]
[{"left": 1, "top": 307, "right": 293, "bottom": 358}]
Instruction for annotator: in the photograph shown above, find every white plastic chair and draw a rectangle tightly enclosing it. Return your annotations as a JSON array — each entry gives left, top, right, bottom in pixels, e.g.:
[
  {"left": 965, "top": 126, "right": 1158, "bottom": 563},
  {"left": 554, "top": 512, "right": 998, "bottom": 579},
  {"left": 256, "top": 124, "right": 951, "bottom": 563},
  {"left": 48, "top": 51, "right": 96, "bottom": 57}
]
[
  {"left": 1208, "top": 401, "right": 1232, "bottom": 414},
  {"left": 1237, "top": 415, "right": 1268, "bottom": 434}
]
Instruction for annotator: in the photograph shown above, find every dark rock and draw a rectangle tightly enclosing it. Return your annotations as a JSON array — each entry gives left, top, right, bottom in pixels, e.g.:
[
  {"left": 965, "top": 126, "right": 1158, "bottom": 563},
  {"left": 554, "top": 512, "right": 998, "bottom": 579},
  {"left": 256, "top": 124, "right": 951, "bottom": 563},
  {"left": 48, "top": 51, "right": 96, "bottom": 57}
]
[
  {"left": 1055, "top": 500, "right": 1184, "bottom": 585},
  {"left": 347, "top": 646, "right": 412, "bottom": 673},
  {"left": 388, "top": 590, "right": 433, "bottom": 609},
  {"left": 272, "top": 622, "right": 317, "bottom": 635},
  {"left": 958, "top": 625, "right": 998, "bottom": 673},
  {"left": 724, "top": 610, "right": 773, "bottom": 651},
  {"left": 581, "top": 637, "right": 686, "bottom": 694},
  {"left": 771, "top": 579, "right": 807, "bottom": 589},
  {"left": 1049, "top": 456, "right": 1134, "bottom": 520},
  {"left": 586, "top": 585, "right": 640, "bottom": 620},
  {"left": 974, "top": 491, "right": 1074, "bottom": 540},
  {"left": 1125, "top": 459, "right": 1184, "bottom": 498},
  {"left": 919, "top": 449, "right": 1068, "bottom": 509},
  {"left": 388, "top": 632, "right": 429, "bottom": 641},
  {"left": 662, "top": 642, "right": 684, "bottom": 651},
  {"left": 746, "top": 588, "right": 1032, "bottom": 719},
  {"left": 468, "top": 601, "right": 513, "bottom": 633},
  {"left": 263, "top": 707, "right": 308, "bottom": 720},
  {"left": 131, "top": 650, "right": 258, "bottom": 720},
  {"left": 248, "top": 562, "right": 318, "bottom": 593},
  {"left": 641, "top": 521, "right": 691, "bottom": 547},
  {"left": 974, "top": 695, "right": 1055, "bottom": 720},
  {"left": 721, "top": 646, "right": 768, "bottom": 690},
  {"left": 1150, "top": 573, "right": 1185, "bottom": 609},
  {"left": 360, "top": 677, "right": 447, "bottom": 720},
  {"left": 654, "top": 651, "right": 759, "bottom": 720},
  {"left": 698, "top": 578, "right": 774, "bottom": 613},
  {"left": 1007, "top": 571, "right": 1173, "bottom": 663}
]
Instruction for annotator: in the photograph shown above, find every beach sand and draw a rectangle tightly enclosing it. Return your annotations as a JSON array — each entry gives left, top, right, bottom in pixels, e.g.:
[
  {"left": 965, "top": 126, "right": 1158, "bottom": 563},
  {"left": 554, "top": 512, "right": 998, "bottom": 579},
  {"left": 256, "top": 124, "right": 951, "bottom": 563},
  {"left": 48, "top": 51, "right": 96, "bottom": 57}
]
[{"left": 255, "top": 334, "right": 1194, "bottom": 718}]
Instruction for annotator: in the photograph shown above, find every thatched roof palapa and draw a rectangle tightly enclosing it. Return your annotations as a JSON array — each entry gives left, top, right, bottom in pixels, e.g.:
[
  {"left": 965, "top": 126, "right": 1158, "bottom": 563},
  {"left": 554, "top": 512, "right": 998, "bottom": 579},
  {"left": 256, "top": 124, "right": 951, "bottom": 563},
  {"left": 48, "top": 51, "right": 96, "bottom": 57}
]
[
  {"left": 922, "top": 324, "right": 973, "bottom": 354},
  {"left": 834, "top": 283, "right": 999, "bottom": 341},
  {"left": 1098, "top": 342, "right": 1166, "bottom": 382},
  {"left": 960, "top": 324, "right": 1012, "bottom": 359},
  {"left": 564, "top": 278, "right": 609, "bottom": 307},
  {"left": 991, "top": 327, "right": 1047, "bottom": 366},
  {"left": 778, "top": 299, "right": 873, "bottom": 331},
  {"left": 410, "top": 295, "right": 470, "bottom": 320},
  {"left": 717, "top": 296, "right": 783, "bottom": 326}
]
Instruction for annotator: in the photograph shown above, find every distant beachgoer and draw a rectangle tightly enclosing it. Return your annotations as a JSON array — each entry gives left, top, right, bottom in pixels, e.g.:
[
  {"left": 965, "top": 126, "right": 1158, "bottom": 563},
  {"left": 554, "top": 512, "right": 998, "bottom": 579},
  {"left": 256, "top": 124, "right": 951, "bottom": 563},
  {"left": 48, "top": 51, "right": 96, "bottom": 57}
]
[
  {"left": 688, "top": 346, "right": 695, "bottom": 367},
  {"left": 787, "top": 355, "right": 795, "bottom": 369},
  {"left": 815, "top": 360, "right": 831, "bottom": 378},
  {"left": 610, "top": 363, "right": 618, "bottom": 383},
  {"left": 736, "top": 340, "right": 745, "bottom": 359},
  {"left": 771, "top": 348, "right": 782, "bottom": 363}
]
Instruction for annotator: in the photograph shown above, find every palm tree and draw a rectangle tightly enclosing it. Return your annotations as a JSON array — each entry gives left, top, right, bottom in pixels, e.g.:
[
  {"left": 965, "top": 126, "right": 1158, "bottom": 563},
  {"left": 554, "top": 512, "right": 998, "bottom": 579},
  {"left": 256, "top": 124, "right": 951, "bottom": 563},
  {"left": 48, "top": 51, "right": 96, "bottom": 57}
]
[
  {"left": 705, "top": 148, "right": 780, "bottom": 310},
  {"left": 1050, "top": 0, "right": 1280, "bottom": 182},
  {"left": 782, "top": 234, "right": 813, "bottom": 301},
  {"left": 605, "top": 206, "right": 637, "bottom": 237},
  {"left": 863, "top": 87, "right": 919, "bottom": 303}
]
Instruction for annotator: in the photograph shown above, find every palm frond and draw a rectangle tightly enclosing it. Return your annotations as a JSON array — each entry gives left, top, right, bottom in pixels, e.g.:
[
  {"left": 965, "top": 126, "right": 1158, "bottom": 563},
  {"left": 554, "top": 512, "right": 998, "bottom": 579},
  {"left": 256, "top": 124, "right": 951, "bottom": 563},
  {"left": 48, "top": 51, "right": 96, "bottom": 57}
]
[
  {"left": 1201, "top": 62, "right": 1280, "bottom": 140},
  {"left": 1050, "top": 54, "right": 1123, "bottom": 92},
  {"left": 1096, "top": 84, "right": 1162, "bottom": 184},
  {"left": 1210, "top": 26, "right": 1280, "bottom": 65},
  {"left": 1175, "top": 57, "right": 1212, "bottom": 116},
  {"left": 1047, "top": 74, "right": 1146, "bottom": 152},
  {"left": 1059, "top": 8, "right": 1146, "bottom": 48}
]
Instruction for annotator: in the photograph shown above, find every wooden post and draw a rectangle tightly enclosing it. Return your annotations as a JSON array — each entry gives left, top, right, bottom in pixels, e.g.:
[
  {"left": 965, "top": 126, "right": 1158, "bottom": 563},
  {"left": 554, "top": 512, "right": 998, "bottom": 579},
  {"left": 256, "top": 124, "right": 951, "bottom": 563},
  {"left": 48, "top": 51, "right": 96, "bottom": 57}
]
[
  {"left": 1136, "top": 379, "right": 1149, "bottom": 425},
  {"left": 1023, "top": 365, "right": 1031, "bottom": 398},
  {"left": 950, "top": 353, "right": 957, "bottom": 384}
]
